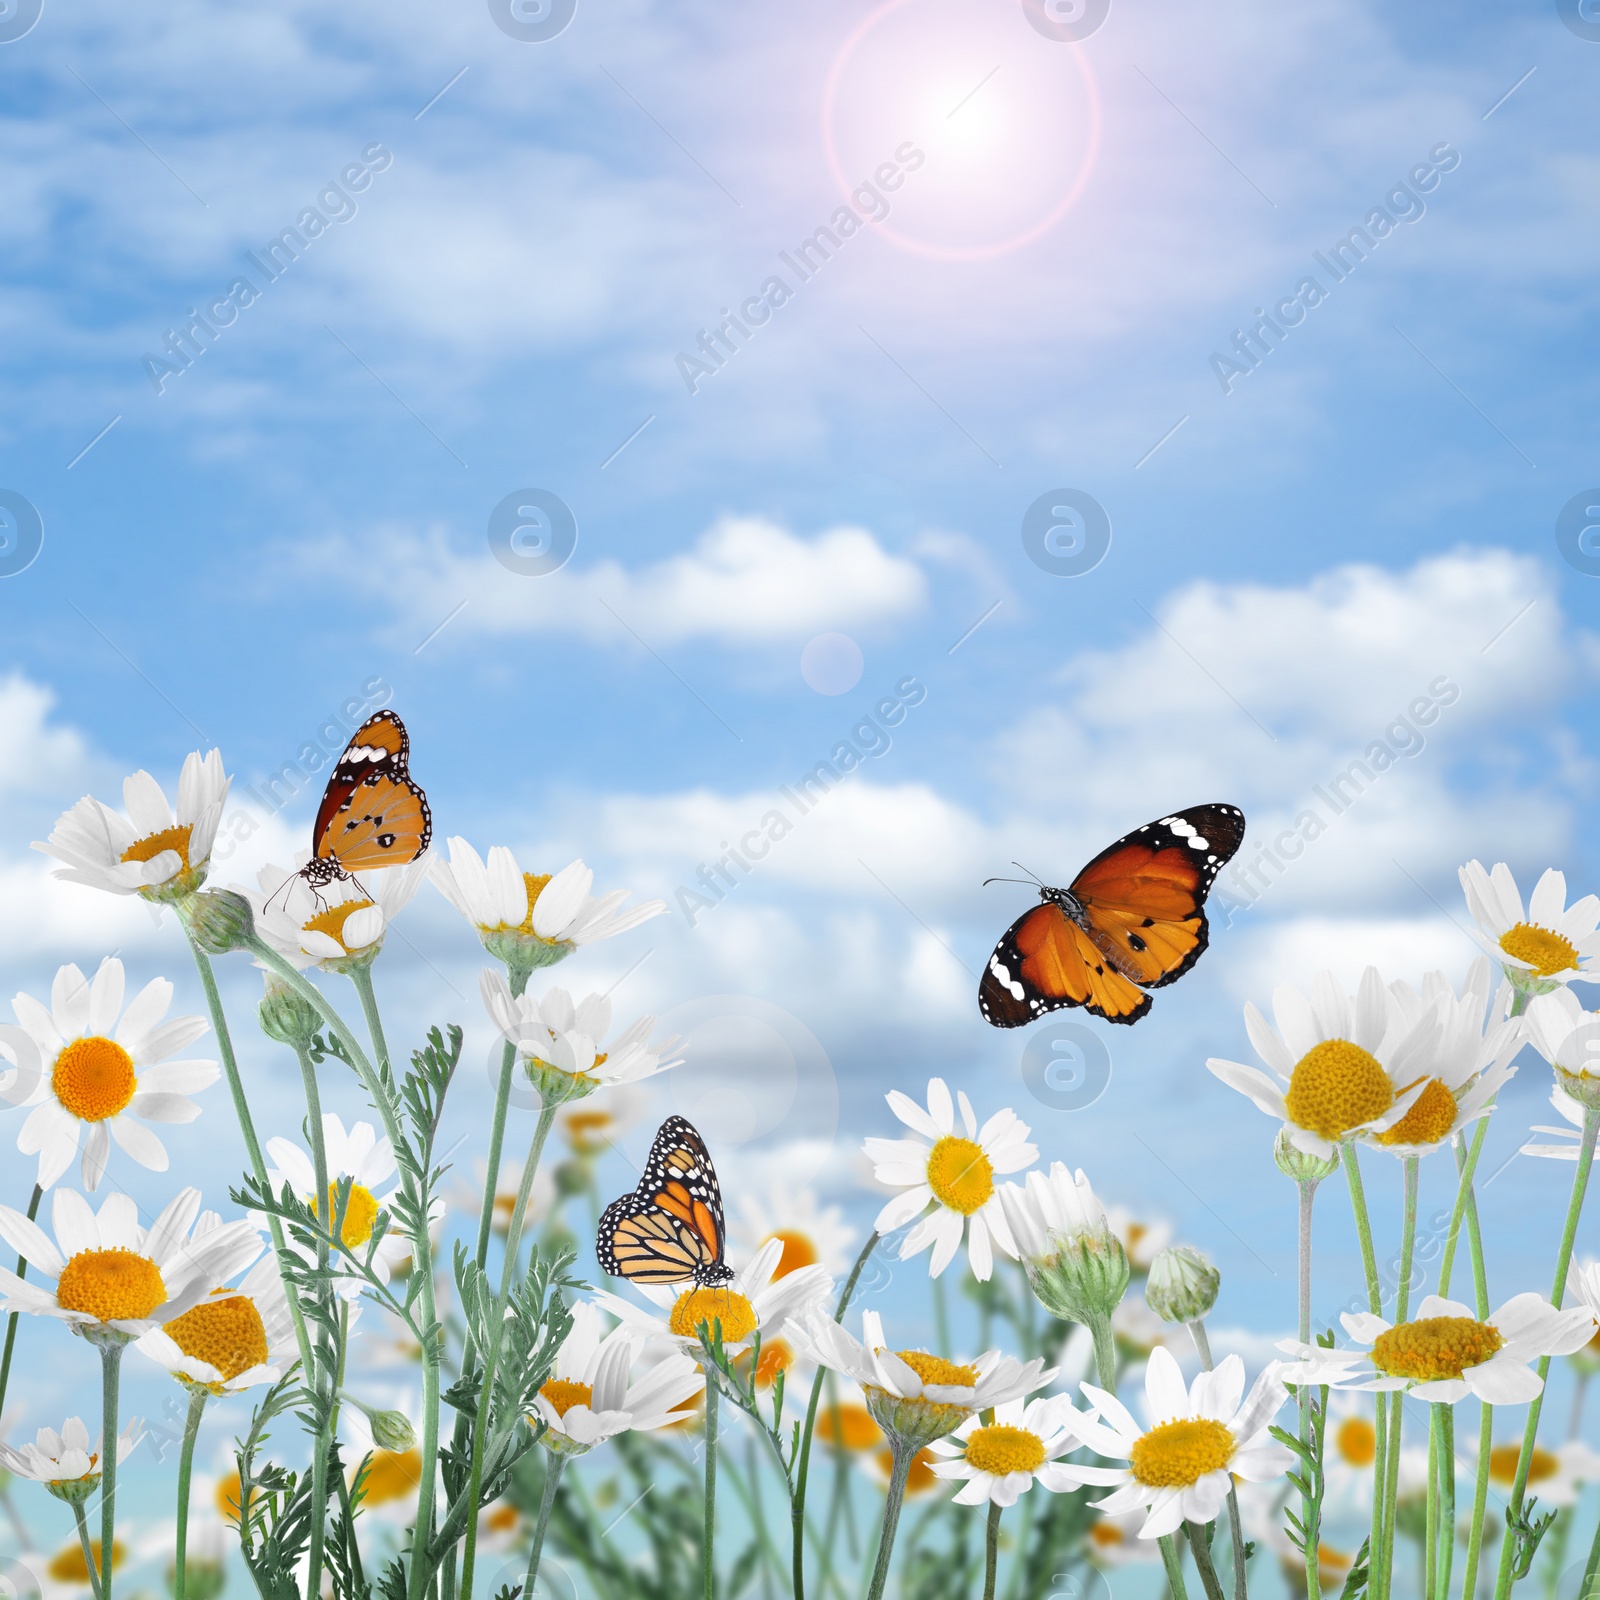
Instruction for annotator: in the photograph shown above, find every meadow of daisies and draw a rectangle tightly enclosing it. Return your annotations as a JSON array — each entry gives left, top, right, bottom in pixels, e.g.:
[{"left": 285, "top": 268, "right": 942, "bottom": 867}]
[{"left": 5, "top": 750, "right": 1600, "bottom": 1600}]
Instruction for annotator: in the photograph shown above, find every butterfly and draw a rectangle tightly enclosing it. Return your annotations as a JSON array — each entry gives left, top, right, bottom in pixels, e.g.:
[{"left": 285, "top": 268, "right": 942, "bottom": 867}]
[
  {"left": 298, "top": 710, "right": 432, "bottom": 890},
  {"left": 596, "top": 1116, "right": 734, "bottom": 1288},
  {"left": 978, "top": 803, "right": 1246, "bottom": 1029}
]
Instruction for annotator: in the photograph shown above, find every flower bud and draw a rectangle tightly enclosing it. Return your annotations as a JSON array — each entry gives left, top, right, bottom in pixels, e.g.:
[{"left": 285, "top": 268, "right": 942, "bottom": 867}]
[
  {"left": 1021, "top": 1230, "right": 1131, "bottom": 1327},
  {"left": 1145, "top": 1245, "right": 1221, "bottom": 1325},
  {"left": 182, "top": 888, "right": 256, "bottom": 955},
  {"left": 347, "top": 1400, "right": 417, "bottom": 1453},
  {"left": 258, "top": 974, "right": 319, "bottom": 1046},
  {"left": 1274, "top": 1127, "right": 1340, "bottom": 1184}
]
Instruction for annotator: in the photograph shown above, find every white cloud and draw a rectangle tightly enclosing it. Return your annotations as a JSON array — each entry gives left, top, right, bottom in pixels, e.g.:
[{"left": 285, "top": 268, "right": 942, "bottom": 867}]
[{"left": 305, "top": 515, "right": 927, "bottom": 649}]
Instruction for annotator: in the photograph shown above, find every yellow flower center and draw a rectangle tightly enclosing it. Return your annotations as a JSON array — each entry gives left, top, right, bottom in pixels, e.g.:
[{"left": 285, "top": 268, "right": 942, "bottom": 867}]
[
  {"left": 216, "top": 1468, "right": 259, "bottom": 1525},
  {"left": 893, "top": 1349, "right": 980, "bottom": 1388},
  {"left": 303, "top": 899, "right": 377, "bottom": 952},
  {"left": 51, "top": 1036, "right": 138, "bottom": 1122},
  {"left": 164, "top": 1293, "right": 269, "bottom": 1382},
  {"left": 49, "top": 1540, "right": 123, "bottom": 1582},
  {"left": 1370, "top": 1316, "right": 1504, "bottom": 1381},
  {"left": 485, "top": 1503, "right": 520, "bottom": 1534},
  {"left": 925, "top": 1136, "right": 994, "bottom": 1215},
  {"left": 120, "top": 824, "right": 192, "bottom": 869},
  {"left": 55, "top": 1248, "right": 167, "bottom": 1322},
  {"left": 539, "top": 1378, "right": 594, "bottom": 1418},
  {"left": 508, "top": 872, "right": 554, "bottom": 933},
  {"left": 769, "top": 1230, "right": 820, "bottom": 1277},
  {"left": 819, "top": 1403, "right": 883, "bottom": 1451},
  {"left": 668, "top": 1287, "right": 759, "bottom": 1342},
  {"left": 741, "top": 1337, "right": 794, "bottom": 1388},
  {"left": 1500, "top": 922, "right": 1579, "bottom": 977},
  {"left": 361, "top": 1448, "right": 422, "bottom": 1506},
  {"left": 312, "top": 1182, "right": 380, "bottom": 1248},
  {"left": 1282, "top": 1038, "right": 1394, "bottom": 1141},
  {"left": 562, "top": 1108, "right": 615, "bottom": 1153},
  {"left": 964, "top": 1423, "right": 1047, "bottom": 1476},
  {"left": 1489, "top": 1443, "right": 1559, "bottom": 1485},
  {"left": 1376, "top": 1079, "right": 1459, "bottom": 1147},
  {"left": 1335, "top": 1416, "right": 1377, "bottom": 1467},
  {"left": 1129, "top": 1418, "right": 1236, "bottom": 1488},
  {"left": 1089, "top": 1520, "right": 1129, "bottom": 1549}
]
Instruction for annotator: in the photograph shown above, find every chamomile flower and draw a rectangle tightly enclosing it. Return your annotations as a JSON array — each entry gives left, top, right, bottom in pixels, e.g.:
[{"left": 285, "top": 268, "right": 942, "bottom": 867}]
[
  {"left": 1360, "top": 959, "right": 1521, "bottom": 1157},
  {"left": 0, "top": 1186, "right": 261, "bottom": 1341},
  {"left": 479, "top": 970, "right": 679, "bottom": 1103},
  {"left": 556, "top": 1082, "right": 647, "bottom": 1158},
  {"left": 1523, "top": 989, "right": 1600, "bottom": 1111},
  {"left": 1207, "top": 968, "right": 1437, "bottom": 1159},
  {"left": 531, "top": 1302, "right": 704, "bottom": 1456},
  {"left": 251, "top": 856, "right": 429, "bottom": 973},
  {"left": 1522, "top": 1084, "right": 1590, "bottom": 1160},
  {"left": 431, "top": 840, "right": 666, "bottom": 971},
  {"left": 801, "top": 1308, "right": 1056, "bottom": 1450},
  {"left": 1479, "top": 1437, "right": 1600, "bottom": 1508},
  {"left": 266, "top": 1114, "right": 420, "bottom": 1295},
  {"left": 927, "top": 1395, "right": 1083, "bottom": 1507},
  {"left": 1460, "top": 861, "right": 1600, "bottom": 997},
  {"left": 863, "top": 1078, "right": 1036, "bottom": 1282},
  {"left": 8, "top": 958, "right": 217, "bottom": 1192},
  {"left": 1056, "top": 1346, "right": 1292, "bottom": 1539},
  {"left": 0, "top": 1417, "right": 143, "bottom": 1503},
  {"left": 1279, "top": 1292, "right": 1595, "bottom": 1405},
  {"left": 1323, "top": 1393, "right": 1380, "bottom": 1512},
  {"left": 33, "top": 750, "right": 230, "bottom": 904},
  {"left": 1084, "top": 1510, "right": 1163, "bottom": 1568},
  {"left": 732, "top": 1183, "right": 856, "bottom": 1279},
  {"left": 592, "top": 1236, "right": 831, "bottom": 1362},
  {"left": 135, "top": 1227, "right": 295, "bottom": 1394}
]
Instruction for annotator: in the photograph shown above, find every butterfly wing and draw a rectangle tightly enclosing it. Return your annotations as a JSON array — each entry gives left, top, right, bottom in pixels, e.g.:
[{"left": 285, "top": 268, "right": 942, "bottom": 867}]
[
  {"left": 596, "top": 1116, "right": 733, "bottom": 1287},
  {"left": 1068, "top": 803, "right": 1247, "bottom": 992},
  {"left": 978, "top": 804, "right": 1246, "bottom": 1029},
  {"left": 310, "top": 712, "right": 432, "bottom": 874},
  {"left": 978, "top": 901, "right": 1152, "bottom": 1027}
]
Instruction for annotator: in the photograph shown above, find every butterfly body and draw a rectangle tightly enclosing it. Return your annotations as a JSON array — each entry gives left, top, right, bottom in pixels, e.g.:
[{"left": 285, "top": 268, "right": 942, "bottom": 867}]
[
  {"left": 597, "top": 1116, "right": 734, "bottom": 1288},
  {"left": 299, "top": 710, "right": 432, "bottom": 888},
  {"left": 979, "top": 803, "right": 1246, "bottom": 1028}
]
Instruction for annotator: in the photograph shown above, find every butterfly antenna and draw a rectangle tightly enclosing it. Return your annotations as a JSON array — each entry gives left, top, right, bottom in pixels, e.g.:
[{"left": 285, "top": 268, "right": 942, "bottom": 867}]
[{"left": 982, "top": 863, "right": 1048, "bottom": 889}]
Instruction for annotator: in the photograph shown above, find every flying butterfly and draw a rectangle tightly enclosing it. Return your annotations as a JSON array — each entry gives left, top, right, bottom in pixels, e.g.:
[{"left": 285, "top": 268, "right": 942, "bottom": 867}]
[
  {"left": 978, "top": 803, "right": 1247, "bottom": 1029},
  {"left": 596, "top": 1116, "right": 734, "bottom": 1288},
  {"left": 299, "top": 710, "right": 432, "bottom": 889}
]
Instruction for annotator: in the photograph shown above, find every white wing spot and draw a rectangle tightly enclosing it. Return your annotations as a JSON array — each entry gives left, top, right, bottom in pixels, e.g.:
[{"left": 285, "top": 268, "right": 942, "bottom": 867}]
[
  {"left": 1189, "top": 835, "right": 1208, "bottom": 850},
  {"left": 1009, "top": 981, "right": 1026, "bottom": 1001}
]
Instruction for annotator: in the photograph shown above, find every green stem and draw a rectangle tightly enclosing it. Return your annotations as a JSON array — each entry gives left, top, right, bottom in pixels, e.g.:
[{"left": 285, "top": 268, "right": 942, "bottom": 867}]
[
  {"left": 458, "top": 1100, "right": 558, "bottom": 1600},
  {"left": 1189, "top": 1320, "right": 1247, "bottom": 1600},
  {"left": 1187, "top": 1525, "right": 1228, "bottom": 1600},
  {"left": 73, "top": 1500, "right": 103, "bottom": 1600},
  {"left": 1376, "top": 1159, "right": 1420, "bottom": 1600},
  {"left": 296, "top": 1039, "right": 334, "bottom": 1600},
  {"left": 0, "top": 1183, "right": 42, "bottom": 1423},
  {"left": 1439, "top": 1122, "right": 1489, "bottom": 1300},
  {"left": 173, "top": 1387, "right": 207, "bottom": 1600},
  {"left": 863, "top": 1442, "right": 914, "bottom": 1600},
  {"left": 704, "top": 1379, "right": 719, "bottom": 1600},
  {"left": 98, "top": 1340, "right": 124, "bottom": 1600},
  {"left": 349, "top": 963, "right": 441, "bottom": 1600},
  {"left": 1344, "top": 1143, "right": 1388, "bottom": 1593},
  {"left": 1438, "top": 1405, "right": 1456, "bottom": 1600},
  {"left": 1158, "top": 1533, "right": 1193, "bottom": 1600},
  {"left": 1492, "top": 1104, "right": 1599, "bottom": 1600},
  {"left": 184, "top": 937, "right": 316, "bottom": 1376},
  {"left": 1426, "top": 1406, "right": 1440, "bottom": 1600},
  {"left": 793, "top": 1231, "right": 878, "bottom": 1600},
  {"left": 1089, "top": 1313, "right": 1118, "bottom": 1391},
  {"left": 982, "top": 1502, "right": 1002, "bottom": 1600},
  {"left": 1575, "top": 1482, "right": 1600, "bottom": 1600},
  {"left": 478, "top": 1042, "right": 520, "bottom": 1272},
  {"left": 523, "top": 1452, "right": 565, "bottom": 1600},
  {"left": 1297, "top": 1178, "right": 1320, "bottom": 1600},
  {"left": 1463, "top": 1402, "right": 1493, "bottom": 1600}
]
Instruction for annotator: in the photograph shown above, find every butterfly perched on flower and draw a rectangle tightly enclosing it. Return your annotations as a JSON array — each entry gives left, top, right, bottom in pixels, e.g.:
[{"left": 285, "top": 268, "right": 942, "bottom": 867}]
[
  {"left": 299, "top": 711, "right": 432, "bottom": 889},
  {"left": 596, "top": 1116, "right": 734, "bottom": 1287},
  {"left": 979, "top": 804, "right": 1246, "bottom": 1028}
]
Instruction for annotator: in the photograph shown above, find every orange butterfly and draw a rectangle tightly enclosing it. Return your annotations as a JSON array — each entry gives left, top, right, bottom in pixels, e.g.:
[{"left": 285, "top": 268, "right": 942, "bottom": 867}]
[
  {"left": 978, "top": 803, "right": 1246, "bottom": 1027},
  {"left": 596, "top": 1117, "right": 734, "bottom": 1287},
  {"left": 298, "top": 710, "right": 432, "bottom": 890}
]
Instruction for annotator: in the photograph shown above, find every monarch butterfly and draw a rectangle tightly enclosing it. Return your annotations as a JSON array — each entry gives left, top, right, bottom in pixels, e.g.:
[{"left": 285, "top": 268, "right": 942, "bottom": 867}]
[
  {"left": 978, "top": 803, "right": 1246, "bottom": 1028},
  {"left": 596, "top": 1116, "right": 734, "bottom": 1287},
  {"left": 298, "top": 710, "right": 432, "bottom": 889}
]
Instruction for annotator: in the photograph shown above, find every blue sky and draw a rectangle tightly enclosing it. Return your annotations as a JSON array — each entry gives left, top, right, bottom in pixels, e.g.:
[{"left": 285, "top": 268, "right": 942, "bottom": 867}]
[{"left": 2, "top": 0, "right": 1600, "bottom": 1545}]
